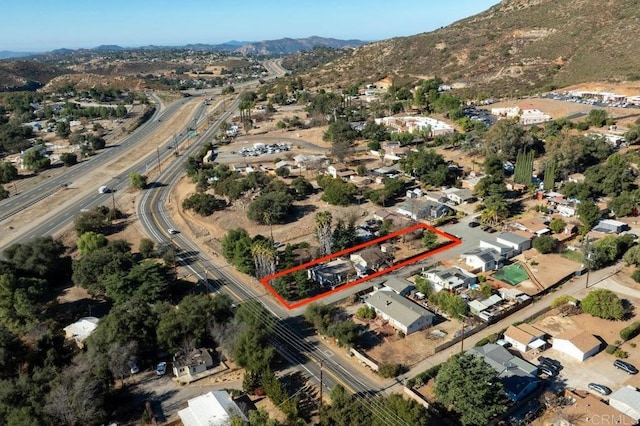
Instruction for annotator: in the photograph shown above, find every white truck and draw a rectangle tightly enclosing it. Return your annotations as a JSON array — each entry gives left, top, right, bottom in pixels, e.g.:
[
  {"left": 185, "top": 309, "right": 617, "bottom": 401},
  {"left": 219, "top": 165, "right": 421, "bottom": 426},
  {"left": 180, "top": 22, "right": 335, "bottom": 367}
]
[{"left": 98, "top": 185, "right": 110, "bottom": 194}]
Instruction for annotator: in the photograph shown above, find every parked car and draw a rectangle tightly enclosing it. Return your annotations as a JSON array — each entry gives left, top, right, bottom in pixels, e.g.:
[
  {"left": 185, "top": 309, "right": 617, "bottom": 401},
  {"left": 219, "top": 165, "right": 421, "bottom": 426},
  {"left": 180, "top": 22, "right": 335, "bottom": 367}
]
[
  {"left": 156, "top": 362, "right": 167, "bottom": 376},
  {"left": 468, "top": 221, "right": 480, "bottom": 228},
  {"left": 537, "top": 364, "right": 557, "bottom": 377},
  {"left": 588, "top": 383, "right": 612, "bottom": 395},
  {"left": 614, "top": 359, "right": 638, "bottom": 374},
  {"left": 129, "top": 362, "right": 140, "bottom": 375},
  {"left": 538, "top": 356, "right": 562, "bottom": 370}
]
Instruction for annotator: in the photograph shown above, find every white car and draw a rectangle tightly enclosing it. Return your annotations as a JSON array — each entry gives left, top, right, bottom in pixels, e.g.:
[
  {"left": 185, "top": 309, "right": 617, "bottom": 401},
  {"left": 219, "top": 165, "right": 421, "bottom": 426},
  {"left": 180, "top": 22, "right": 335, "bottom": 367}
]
[{"left": 168, "top": 228, "right": 178, "bottom": 235}]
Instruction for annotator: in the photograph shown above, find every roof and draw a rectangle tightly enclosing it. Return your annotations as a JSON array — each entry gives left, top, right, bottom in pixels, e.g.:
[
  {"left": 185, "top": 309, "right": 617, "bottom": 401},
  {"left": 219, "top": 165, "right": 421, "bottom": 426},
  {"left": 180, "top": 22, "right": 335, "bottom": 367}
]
[
  {"left": 366, "top": 289, "right": 434, "bottom": 327},
  {"left": 513, "top": 217, "right": 549, "bottom": 233},
  {"left": 548, "top": 390, "right": 637, "bottom": 426},
  {"left": 382, "top": 276, "right": 415, "bottom": 294},
  {"left": 178, "top": 391, "right": 247, "bottom": 426},
  {"left": 610, "top": 386, "right": 640, "bottom": 421},
  {"left": 497, "top": 232, "right": 531, "bottom": 245},
  {"left": 504, "top": 324, "right": 545, "bottom": 345},
  {"left": 173, "top": 348, "right": 214, "bottom": 369},
  {"left": 63, "top": 317, "right": 99, "bottom": 342},
  {"left": 462, "top": 248, "right": 502, "bottom": 263},
  {"left": 554, "top": 328, "right": 600, "bottom": 353}
]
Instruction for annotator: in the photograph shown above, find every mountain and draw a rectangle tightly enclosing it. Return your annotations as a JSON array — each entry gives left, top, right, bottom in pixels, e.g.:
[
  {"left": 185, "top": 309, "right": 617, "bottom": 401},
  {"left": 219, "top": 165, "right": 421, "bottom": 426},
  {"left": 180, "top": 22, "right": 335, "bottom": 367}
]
[
  {"left": 234, "top": 36, "right": 368, "bottom": 55},
  {"left": 301, "top": 0, "right": 640, "bottom": 96},
  {"left": 0, "top": 60, "right": 66, "bottom": 91},
  {"left": 93, "top": 45, "right": 125, "bottom": 52},
  {"left": 0, "top": 51, "right": 36, "bottom": 59}
]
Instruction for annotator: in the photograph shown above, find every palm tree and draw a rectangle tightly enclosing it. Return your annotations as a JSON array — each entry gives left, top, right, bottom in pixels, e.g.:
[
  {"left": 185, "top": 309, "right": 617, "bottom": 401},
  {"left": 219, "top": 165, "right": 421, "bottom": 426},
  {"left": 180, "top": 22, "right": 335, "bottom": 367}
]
[
  {"left": 251, "top": 240, "right": 277, "bottom": 279},
  {"left": 315, "top": 211, "right": 333, "bottom": 256}
]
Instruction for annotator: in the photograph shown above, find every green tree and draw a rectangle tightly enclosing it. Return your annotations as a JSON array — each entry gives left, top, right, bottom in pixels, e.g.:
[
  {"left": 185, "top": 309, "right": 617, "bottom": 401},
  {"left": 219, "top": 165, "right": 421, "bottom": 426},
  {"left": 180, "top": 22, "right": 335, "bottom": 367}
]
[
  {"left": 422, "top": 231, "right": 439, "bottom": 250},
  {"left": 182, "top": 193, "right": 226, "bottom": 216},
  {"left": 581, "top": 289, "right": 625, "bottom": 320},
  {"left": 74, "top": 207, "right": 110, "bottom": 236},
  {"left": 355, "top": 305, "right": 376, "bottom": 319},
  {"left": 138, "top": 238, "right": 155, "bottom": 259},
  {"left": 55, "top": 120, "right": 70, "bottom": 138},
  {"left": 586, "top": 109, "right": 609, "bottom": 127},
  {"left": 435, "top": 353, "right": 506, "bottom": 425},
  {"left": 22, "top": 148, "right": 51, "bottom": 172},
  {"left": 0, "top": 161, "right": 18, "bottom": 183},
  {"left": 0, "top": 185, "right": 9, "bottom": 200},
  {"left": 77, "top": 232, "right": 108, "bottom": 255},
  {"left": 577, "top": 199, "right": 601, "bottom": 231},
  {"left": 483, "top": 119, "right": 534, "bottom": 160},
  {"left": 3, "top": 236, "right": 69, "bottom": 281},
  {"left": 533, "top": 235, "right": 556, "bottom": 254},
  {"left": 549, "top": 218, "right": 566, "bottom": 234},
  {"left": 247, "top": 191, "right": 294, "bottom": 224},
  {"left": 129, "top": 172, "right": 148, "bottom": 190},
  {"left": 59, "top": 152, "right": 78, "bottom": 167},
  {"left": 317, "top": 176, "right": 357, "bottom": 206}
]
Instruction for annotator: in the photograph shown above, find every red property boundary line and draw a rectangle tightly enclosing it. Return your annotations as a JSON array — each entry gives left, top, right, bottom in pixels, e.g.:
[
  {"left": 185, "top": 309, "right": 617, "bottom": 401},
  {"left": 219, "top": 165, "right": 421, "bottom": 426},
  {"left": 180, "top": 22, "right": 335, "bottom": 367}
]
[{"left": 259, "top": 222, "right": 462, "bottom": 310}]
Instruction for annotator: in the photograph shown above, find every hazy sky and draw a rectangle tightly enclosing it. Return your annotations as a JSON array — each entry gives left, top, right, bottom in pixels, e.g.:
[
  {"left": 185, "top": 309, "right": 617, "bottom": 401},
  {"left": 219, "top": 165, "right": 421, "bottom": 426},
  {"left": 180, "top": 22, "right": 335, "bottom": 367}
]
[{"left": 2, "top": 0, "right": 500, "bottom": 51}]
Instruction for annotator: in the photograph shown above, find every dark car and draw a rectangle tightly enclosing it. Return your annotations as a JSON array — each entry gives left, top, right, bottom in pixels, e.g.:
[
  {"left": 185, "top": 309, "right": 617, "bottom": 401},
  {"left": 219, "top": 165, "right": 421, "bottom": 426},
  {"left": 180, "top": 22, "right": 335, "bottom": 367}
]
[
  {"left": 537, "top": 365, "right": 558, "bottom": 377},
  {"left": 468, "top": 221, "right": 480, "bottom": 228},
  {"left": 538, "top": 356, "right": 562, "bottom": 370},
  {"left": 588, "top": 383, "right": 612, "bottom": 395},
  {"left": 614, "top": 359, "right": 638, "bottom": 374}
]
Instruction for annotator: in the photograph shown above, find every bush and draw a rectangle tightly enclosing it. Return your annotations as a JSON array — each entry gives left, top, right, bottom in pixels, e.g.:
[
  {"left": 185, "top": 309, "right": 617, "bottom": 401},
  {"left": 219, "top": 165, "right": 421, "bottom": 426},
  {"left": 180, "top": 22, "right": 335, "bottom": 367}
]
[
  {"left": 182, "top": 193, "right": 226, "bottom": 216},
  {"left": 406, "top": 364, "right": 441, "bottom": 389},
  {"left": 378, "top": 362, "right": 405, "bottom": 378},
  {"left": 475, "top": 333, "right": 500, "bottom": 347},
  {"left": 633, "top": 269, "right": 640, "bottom": 283},
  {"left": 620, "top": 322, "right": 640, "bottom": 341},
  {"left": 533, "top": 235, "right": 556, "bottom": 254},
  {"left": 551, "top": 295, "right": 578, "bottom": 309},
  {"left": 605, "top": 344, "right": 618, "bottom": 354},
  {"left": 355, "top": 306, "right": 376, "bottom": 320},
  {"left": 614, "top": 348, "right": 629, "bottom": 359},
  {"left": 581, "top": 289, "right": 625, "bottom": 320}
]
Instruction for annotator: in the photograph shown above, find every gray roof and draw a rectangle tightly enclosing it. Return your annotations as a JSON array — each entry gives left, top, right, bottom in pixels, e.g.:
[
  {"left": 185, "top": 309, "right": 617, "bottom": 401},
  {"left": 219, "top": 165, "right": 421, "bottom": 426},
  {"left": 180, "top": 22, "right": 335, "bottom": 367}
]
[
  {"left": 366, "top": 289, "right": 434, "bottom": 327},
  {"left": 497, "top": 232, "right": 531, "bottom": 245},
  {"left": 462, "top": 248, "right": 502, "bottom": 263},
  {"left": 610, "top": 386, "right": 640, "bottom": 419},
  {"left": 382, "top": 277, "right": 415, "bottom": 294}
]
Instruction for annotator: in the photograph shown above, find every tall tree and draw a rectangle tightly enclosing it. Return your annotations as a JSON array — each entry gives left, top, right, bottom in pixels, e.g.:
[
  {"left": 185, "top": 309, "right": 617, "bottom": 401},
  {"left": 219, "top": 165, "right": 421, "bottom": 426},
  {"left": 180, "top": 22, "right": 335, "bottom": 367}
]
[{"left": 315, "top": 211, "right": 333, "bottom": 256}]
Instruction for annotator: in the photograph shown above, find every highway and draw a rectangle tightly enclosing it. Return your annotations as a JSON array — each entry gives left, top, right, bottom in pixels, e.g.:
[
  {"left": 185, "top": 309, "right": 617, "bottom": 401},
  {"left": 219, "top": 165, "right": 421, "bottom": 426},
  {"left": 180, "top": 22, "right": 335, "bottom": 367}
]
[{"left": 137, "top": 95, "right": 412, "bottom": 425}]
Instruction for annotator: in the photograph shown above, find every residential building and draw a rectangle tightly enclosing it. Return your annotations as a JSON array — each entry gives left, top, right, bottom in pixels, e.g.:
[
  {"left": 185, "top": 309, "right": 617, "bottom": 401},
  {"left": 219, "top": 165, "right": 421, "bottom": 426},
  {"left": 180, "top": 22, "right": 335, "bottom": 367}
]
[
  {"left": 567, "top": 173, "right": 585, "bottom": 184},
  {"left": 292, "top": 154, "right": 328, "bottom": 170},
  {"left": 396, "top": 199, "right": 451, "bottom": 221},
  {"left": 593, "top": 218, "right": 627, "bottom": 234},
  {"left": 178, "top": 391, "right": 248, "bottom": 426},
  {"left": 519, "top": 108, "right": 551, "bottom": 125},
  {"left": 173, "top": 348, "right": 215, "bottom": 381},
  {"left": 443, "top": 187, "right": 475, "bottom": 205},
  {"left": 511, "top": 217, "right": 550, "bottom": 237},
  {"left": 552, "top": 328, "right": 601, "bottom": 361},
  {"left": 372, "top": 210, "right": 413, "bottom": 229},
  {"left": 479, "top": 240, "right": 514, "bottom": 257},
  {"left": 461, "top": 172, "right": 485, "bottom": 191},
  {"left": 609, "top": 386, "right": 640, "bottom": 422},
  {"left": 498, "top": 287, "right": 531, "bottom": 303},
  {"left": 374, "top": 116, "right": 454, "bottom": 136},
  {"left": 461, "top": 248, "right": 504, "bottom": 272},
  {"left": 423, "top": 266, "right": 476, "bottom": 293},
  {"left": 63, "top": 317, "right": 99, "bottom": 348},
  {"left": 365, "top": 288, "right": 435, "bottom": 335},
  {"left": 327, "top": 165, "right": 355, "bottom": 181},
  {"left": 469, "top": 294, "right": 503, "bottom": 317},
  {"left": 539, "top": 389, "right": 637, "bottom": 426},
  {"left": 308, "top": 258, "right": 355, "bottom": 287},
  {"left": 496, "top": 232, "right": 532, "bottom": 254},
  {"left": 557, "top": 203, "right": 577, "bottom": 218},
  {"left": 350, "top": 247, "right": 393, "bottom": 272},
  {"left": 380, "top": 276, "right": 415, "bottom": 297},
  {"left": 468, "top": 343, "right": 540, "bottom": 401},
  {"left": 503, "top": 324, "right": 547, "bottom": 353}
]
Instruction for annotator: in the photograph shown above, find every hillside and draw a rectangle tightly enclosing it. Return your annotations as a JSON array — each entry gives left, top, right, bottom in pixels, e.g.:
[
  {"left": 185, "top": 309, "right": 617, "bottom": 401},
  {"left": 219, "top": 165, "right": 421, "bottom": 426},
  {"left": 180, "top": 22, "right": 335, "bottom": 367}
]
[
  {"left": 235, "top": 36, "right": 367, "bottom": 55},
  {"left": 301, "top": 0, "right": 640, "bottom": 96}
]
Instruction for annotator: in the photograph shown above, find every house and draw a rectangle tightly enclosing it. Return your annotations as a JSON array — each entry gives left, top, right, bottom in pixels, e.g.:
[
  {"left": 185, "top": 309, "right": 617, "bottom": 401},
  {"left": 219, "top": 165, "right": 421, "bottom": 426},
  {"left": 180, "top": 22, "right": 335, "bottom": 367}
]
[
  {"left": 365, "top": 288, "right": 435, "bottom": 335},
  {"left": 609, "top": 386, "right": 640, "bottom": 422},
  {"left": 424, "top": 191, "right": 449, "bottom": 204},
  {"left": 461, "top": 248, "right": 504, "bottom": 272},
  {"left": 293, "top": 154, "right": 328, "bottom": 170},
  {"left": 468, "top": 343, "right": 540, "bottom": 401},
  {"left": 469, "top": 294, "right": 503, "bottom": 316},
  {"left": 567, "top": 173, "right": 586, "bottom": 184},
  {"left": 496, "top": 232, "right": 532, "bottom": 254},
  {"left": 231, "top": 163, "right": 254, "bottom": 174},
  {"left": 443, "top": 187, "right": 475, "bottom": 205},
  {"left": 308, "top": 258, "right": 355, "bottom": 287},
  {"left": 552, "top": 328, "right": 601, "bottom": 361},
  {"left": 63, "top": 317, "right": 99, "bottom": 348},
  {"left": 593, "top": 218, "right": 627, "bottom": 234},
  {"left": 461, "top": 172, "right": 485, "bottom": 191},
  {"left": 557, "top": 203, "right": 577, "bottom": 218},
  {"left": 350, "top": 175, "right": 372, "bottom": 186},
  {"left": 374, "top": 116, "right": 454, "bottom": 136},
  {"left": 498, "top": 287, "right": 531, "bottom": 303},
  {"left": 380, "top": 276, "right": 414, "bottom": 297},
  {"left": 173, "top": 348, "right": 215, "bottom": 381},
  {"left": 423, "top": 266, "right": 476, "bottom": 293},
  {"left": 350, "top": 247, "right": 392, "bottom": 271},
  {"left": 519, "top": 108, "right": 551, "bottom": 125},
  {"left": 479, "top": 240, "right": 514, "bottom": 257},
  {"left": 396, "top": 199, "right": 451, "bottom": 220},
  {"left": 548, "top": 389, "right": 637, "bottom": 426},
  {"left": 511, "top": 217, "right": 550, "bottom": 237},
  {"left": 503, "top": 324, "right": 547, "bottom": 353},
  {"left": 372, "top": 210, "right": 413, "bottom": 229},
  {"left": 327, "top": 165, "right": 355, "bottom": 181},
  {"left": 178, "top": 391, "right": 248, "bottom": 426}
]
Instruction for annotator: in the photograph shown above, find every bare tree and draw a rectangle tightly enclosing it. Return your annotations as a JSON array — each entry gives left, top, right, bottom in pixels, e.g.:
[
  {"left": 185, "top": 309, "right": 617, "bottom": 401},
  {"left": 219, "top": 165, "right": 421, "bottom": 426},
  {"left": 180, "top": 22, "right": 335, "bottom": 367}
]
[
  {"left": 315, "top": 211, "right": 333, "bottom": 256},
  {"left": 210, "top": 320, "right": 244, "bottom": 360},
  {"left": 108, "top": 340, "right": 138, "bottom": 386}
]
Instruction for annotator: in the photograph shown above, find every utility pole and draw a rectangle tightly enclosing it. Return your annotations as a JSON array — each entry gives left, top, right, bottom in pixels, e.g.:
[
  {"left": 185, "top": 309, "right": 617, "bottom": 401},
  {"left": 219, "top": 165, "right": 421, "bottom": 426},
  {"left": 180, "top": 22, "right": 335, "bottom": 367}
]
[
  {"left": 459, "top": 314, "right": 468, "bottom": 353},
  {"left": 204, "top": 269, "right": 209, "bottom": 293},
  {"left": 156, "top": 147, "right": 162, "bottom": 174},
  {"left": 111, "top": 190, "right": 116, "bottom": 223}
]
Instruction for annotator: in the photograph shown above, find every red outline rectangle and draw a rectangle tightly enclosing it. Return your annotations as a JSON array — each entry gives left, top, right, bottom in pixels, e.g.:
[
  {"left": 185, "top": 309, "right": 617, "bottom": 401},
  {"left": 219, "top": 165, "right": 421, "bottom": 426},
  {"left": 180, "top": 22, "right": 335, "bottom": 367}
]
[{"left": 259, "top": 222, "right": 461, "bottom": 310}]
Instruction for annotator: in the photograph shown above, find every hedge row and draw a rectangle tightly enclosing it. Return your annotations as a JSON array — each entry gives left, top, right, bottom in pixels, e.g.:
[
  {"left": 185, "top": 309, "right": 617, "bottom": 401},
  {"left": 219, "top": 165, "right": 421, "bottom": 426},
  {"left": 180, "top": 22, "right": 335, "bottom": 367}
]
[{"left": 620, "top": 321, "right": 640, "bottom": 341}]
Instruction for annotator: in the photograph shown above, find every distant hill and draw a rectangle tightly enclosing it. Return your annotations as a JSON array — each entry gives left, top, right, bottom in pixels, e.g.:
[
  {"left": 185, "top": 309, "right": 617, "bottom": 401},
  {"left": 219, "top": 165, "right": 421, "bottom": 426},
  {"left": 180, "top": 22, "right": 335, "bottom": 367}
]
[
  {"left": 0, "top": 60, "right": 66, "bottom": 91},
  {"left": 234, "top": 36, "right": 368, "bottom": 55},
  {"left": 300, "top": 0, "right": 640, "bottom": 96},
  {"left": 0, "top": 51, "right": 36, "bottom": 60}
]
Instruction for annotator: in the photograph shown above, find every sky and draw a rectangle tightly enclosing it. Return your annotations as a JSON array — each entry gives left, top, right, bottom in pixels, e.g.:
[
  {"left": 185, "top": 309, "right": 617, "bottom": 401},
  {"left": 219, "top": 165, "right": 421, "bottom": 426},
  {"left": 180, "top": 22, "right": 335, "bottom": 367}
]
[{"left": 1, "top": 0, "right": 500, "bottom": 52}]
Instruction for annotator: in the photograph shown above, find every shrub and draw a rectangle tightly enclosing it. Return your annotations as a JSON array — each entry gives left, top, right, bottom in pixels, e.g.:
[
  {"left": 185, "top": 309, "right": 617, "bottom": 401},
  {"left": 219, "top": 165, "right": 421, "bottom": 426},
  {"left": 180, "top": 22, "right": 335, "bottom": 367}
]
[
  {"left": 406, "top": 364, "right": 441, "bottom": 389},
  {"left": 633, "top": 268, "right": 640, "bottom": 283},
  {"left": 182, "top": 193, "right": 226, "bottom": 216},
  {"left": 551, "top": 295, "right": 578, "bottom": 309},
  {"left": 614, "top": 348, "right": 629, "bottom": 359},
  {"left": 533, "top": 235, "right": 556, "bottom": 254},
  {"left": 475, "top": 333, "right": 500, "bottom": 347},
  {"left": 620, "top": 322, "right": 640, "bottom": 341},
  {"left": 355, "top": 305, "right": 376, "bottom": 320},
  {"left": 605, "top": 344, "right": 618, "bottom": 354},
  {"left": 378, "top": 362, "right": 405, "bottom": 378}
]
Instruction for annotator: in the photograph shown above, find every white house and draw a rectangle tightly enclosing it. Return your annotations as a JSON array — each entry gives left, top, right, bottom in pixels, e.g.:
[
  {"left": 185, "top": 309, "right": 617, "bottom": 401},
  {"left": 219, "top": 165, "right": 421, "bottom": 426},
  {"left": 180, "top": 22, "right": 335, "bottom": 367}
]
[
  {"left": 423, "top": 266, "right": 476, "bottom": 293},
  {"left": 442, "top": 187, "right": 475, "bottom": 205},
  {"left": 365, "top": 288, "right": 435, "bottom": 335},
  {"left": 496, "top": 232, "right": 532, "bottom": 254},
  {"left": 551, "top": 328, "right": 601, "bottom": 361},
  {"left": 173, "top": 348, "right": 216, "bottom": 381},
  {"left": 609, "top": 386, "right": 640, "bottom": 422},
  {"left": 503, "top": 324, "right": 546, "bottom": 353},
  {"left": 469, "top": 294, "right": 503, "bottom": 316},
  {"left": 460, "top": 248, "right": 504, "bottom": 272},
  {"left": 178, "top": 391, "right": 247, "bottom": 426},
  {"left": 557, "top": 204, "right": 577, "bottom": 218},
  {"left": 381, "top": 276, "right": 415, "bottom": 297},
  {"left": 479, "top": 240, "right": 514, "bottom": 257},
  {"left": 63, "top": 317, "right": 99, "bottom": 348}
]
